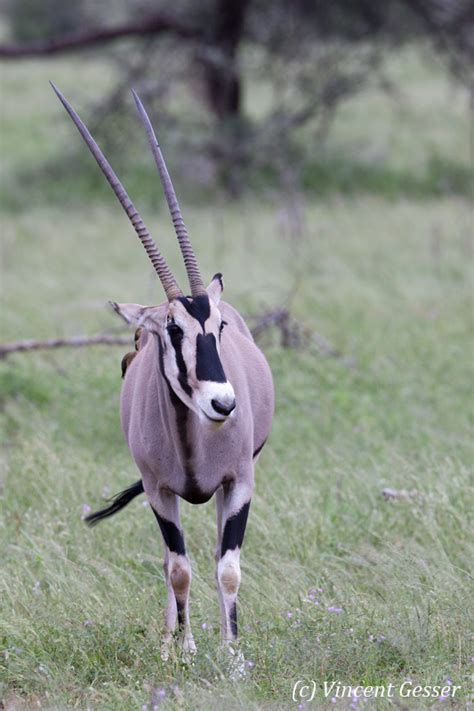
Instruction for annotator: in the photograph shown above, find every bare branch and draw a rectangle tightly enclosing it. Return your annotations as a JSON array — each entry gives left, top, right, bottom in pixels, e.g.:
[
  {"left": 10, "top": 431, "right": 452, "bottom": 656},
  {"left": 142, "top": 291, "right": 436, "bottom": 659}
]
[
  {"left": 0, "top": 309, "right": 355, "bottom": 366},
  {"left": 0, "top": 14, "right": 201, "bottom": 59},
  {"left": 0, "top": 333, "right": 131, "bottom": 359}
]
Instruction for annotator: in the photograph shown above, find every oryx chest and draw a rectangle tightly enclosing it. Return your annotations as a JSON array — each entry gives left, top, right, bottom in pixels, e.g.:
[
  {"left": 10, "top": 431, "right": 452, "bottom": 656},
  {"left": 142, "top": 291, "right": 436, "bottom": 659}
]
[
  {"left": 137, "top": 420, "right": 245, "bottom": 504},
  {"left": 123, "top": 382, "right": 248, "bottom": 504}
]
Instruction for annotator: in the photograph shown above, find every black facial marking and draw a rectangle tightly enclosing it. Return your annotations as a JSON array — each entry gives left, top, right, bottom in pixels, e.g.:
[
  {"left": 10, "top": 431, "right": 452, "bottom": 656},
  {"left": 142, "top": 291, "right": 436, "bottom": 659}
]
[
  {"left": 167, "top": 322, "right": 183, "bottom": 337},
  {"left": 229, "top": 602, "right": 238, "bottom": 638},
  {"left": 168, "top": 327, "right": 193, "bottom": 398},
  {"left": 253, "top": 438, "right": 267, "bottom": 459},
  {"left": 177, "top": 294, "right": 211, "bottom": 331},
  {"left": 221, "top": 501, "right": 251, "bottom": 556},
  {"left": 196, "top": 333, "right": 226, "bottom": 382},
  {"left": 152, "top": 509, "right": 186, "bottom": 556}
]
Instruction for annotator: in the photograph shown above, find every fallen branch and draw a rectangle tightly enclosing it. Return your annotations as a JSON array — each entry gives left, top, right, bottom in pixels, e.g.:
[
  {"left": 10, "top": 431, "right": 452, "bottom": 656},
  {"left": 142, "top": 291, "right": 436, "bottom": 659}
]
[
  {"left": 0, "top": 308, "right": 355, "bottom": 366},
  {"left": 0, "top": 333, "right": 131, "bottom": 359}
]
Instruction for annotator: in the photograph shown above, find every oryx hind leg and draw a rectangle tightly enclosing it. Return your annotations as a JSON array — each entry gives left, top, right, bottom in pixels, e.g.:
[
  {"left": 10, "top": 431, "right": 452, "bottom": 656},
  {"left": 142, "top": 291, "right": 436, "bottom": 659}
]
[{"left": 150, "top": 491, "right": 195, "bottom": 661}]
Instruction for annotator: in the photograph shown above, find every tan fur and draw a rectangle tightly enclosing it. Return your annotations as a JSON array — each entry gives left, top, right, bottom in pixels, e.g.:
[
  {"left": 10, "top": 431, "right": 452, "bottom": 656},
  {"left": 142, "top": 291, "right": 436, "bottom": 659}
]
[
  {"left": 170, "top": 563, "right": 191, "bottom": 596},
  {"left": 219, "top": 564, "right": 240, "bottom": 595}
]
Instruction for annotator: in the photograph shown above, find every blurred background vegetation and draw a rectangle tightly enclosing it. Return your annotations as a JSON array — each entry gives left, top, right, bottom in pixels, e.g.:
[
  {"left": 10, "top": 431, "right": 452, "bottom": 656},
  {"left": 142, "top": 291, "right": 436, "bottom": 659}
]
[{"left": 0, "top": 0, "right": 472, "bottom": 206}]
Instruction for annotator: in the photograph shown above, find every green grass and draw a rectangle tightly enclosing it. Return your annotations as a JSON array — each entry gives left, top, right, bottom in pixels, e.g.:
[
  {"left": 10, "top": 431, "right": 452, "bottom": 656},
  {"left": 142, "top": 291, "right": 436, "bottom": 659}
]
[{"left": 1, "top": 47, "right": 473, "bottom": 710}]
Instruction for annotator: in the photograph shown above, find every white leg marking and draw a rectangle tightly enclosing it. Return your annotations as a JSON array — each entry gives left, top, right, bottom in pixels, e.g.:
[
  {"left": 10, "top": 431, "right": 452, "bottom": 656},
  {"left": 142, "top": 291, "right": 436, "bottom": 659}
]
[
  {"left": 168, "top": 551, "right": 196, "bottom": 661},
  {"left": 217, "top": 548, "right": 241, "bottom": 641},
  {"left": 161, "top": 549, "right": 177, "bottom": 661}
]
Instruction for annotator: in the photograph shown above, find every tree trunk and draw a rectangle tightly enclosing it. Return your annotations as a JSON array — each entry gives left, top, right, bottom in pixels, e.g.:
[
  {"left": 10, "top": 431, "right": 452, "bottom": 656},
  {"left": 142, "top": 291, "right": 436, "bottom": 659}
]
[{"left": 201, "top": 0, "right": 250, "bottom": 122}]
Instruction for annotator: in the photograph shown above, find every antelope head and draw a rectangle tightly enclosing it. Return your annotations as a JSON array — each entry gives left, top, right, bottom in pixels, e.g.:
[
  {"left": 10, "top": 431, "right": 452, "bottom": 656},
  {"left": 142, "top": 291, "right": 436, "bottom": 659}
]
[
  {"left": 52, "top": 85, "right": 236, "bottom": 423},
  {"left": 112, "top": 276, "right": 236, "bottom": 422}
]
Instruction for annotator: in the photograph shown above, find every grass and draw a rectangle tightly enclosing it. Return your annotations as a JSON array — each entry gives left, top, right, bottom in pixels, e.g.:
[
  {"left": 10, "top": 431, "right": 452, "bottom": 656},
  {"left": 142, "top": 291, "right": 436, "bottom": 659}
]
[{"left": 1, "top": 46, "right": 473, "bottom": 710}]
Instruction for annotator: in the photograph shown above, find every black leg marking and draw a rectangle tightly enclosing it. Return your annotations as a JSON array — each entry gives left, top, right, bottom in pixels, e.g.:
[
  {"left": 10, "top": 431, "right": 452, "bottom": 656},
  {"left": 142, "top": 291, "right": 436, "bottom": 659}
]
[
  {"left": 157, "top": 336, "right": 209, "bottom": 504},
  {"left": 221, "top": 501, "right": 251, "bottom": 556},
  {"left": 229, "top": 602, "right": 238, "bottom": 638},
  {"left": 253, "top": 438, "right": 267, "bottom": 459},
  {"left": 152, "top": 509, "right": 186, "bottom": 556},
  {"left": 176, "top": 599, "right": 185, "bottom": 628}
]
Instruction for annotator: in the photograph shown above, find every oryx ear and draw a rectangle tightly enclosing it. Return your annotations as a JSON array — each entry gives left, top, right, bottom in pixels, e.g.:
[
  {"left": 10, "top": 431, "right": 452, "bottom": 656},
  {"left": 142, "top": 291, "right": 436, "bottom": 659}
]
[
  {"left": 109, "top": 302, "right": 148, "bottom": 326},
  {"left": 207, "top": 273, "right": 224, "bottom": 305}
]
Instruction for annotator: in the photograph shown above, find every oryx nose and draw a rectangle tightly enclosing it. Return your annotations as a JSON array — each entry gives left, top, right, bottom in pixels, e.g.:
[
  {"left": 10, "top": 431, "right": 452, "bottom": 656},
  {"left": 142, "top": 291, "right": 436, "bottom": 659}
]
[{"left": 211, "top": 398, "right": 236, "bottom": 417}]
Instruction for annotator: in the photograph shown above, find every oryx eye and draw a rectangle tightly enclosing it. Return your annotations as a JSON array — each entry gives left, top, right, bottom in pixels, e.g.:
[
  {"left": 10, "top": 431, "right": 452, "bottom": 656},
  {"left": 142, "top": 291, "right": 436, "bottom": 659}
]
[{"left": 167, "top": 321, "right": 183, "bottom": 337}]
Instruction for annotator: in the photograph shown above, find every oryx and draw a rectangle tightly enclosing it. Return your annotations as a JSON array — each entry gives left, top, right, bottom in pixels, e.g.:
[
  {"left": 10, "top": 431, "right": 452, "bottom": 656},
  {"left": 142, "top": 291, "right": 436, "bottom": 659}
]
[{"left": 52, "top": 84, "right": 274, "bottom": 658}]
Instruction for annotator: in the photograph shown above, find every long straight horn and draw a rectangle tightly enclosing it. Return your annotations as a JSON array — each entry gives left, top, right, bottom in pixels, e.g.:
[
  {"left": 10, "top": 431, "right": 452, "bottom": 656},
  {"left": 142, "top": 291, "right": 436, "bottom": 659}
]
[
  {"left": 131, "top": 90, "right": 206, "bottom": 298},
  {"left": 50, "top": 82, "right": 182, "bottom": 302}
]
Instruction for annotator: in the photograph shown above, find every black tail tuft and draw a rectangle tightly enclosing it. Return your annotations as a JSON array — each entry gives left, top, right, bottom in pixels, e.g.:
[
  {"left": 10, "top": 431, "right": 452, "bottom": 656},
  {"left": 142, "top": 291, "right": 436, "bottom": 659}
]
[{"left": 84, "top": 480, "right": 144, "bottom": 527}]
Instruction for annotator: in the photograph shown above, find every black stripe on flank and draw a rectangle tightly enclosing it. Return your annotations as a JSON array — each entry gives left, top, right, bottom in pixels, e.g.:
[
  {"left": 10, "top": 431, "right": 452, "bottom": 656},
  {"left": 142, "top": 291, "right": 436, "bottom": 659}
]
[
  {"left": 177, "top": 294, "right": 211, "bottom": 331},
  {"left": 196, "top": 333, "right": 226, "bottom": 383},
  {"left": 253, "top": 438, "right": 267, "bottom": 459},
  {"left": 229, "top": 601, "right": 238, "bottom": 638},
  {"left": 158, "top": 336, "right": 192, "bottom": 461},
  {"left": 221, "top": 501, "right": 251, "bottom": 556},
  {"left": 152, "top": 509, "right": 186, "bottom": 556},
  {"left": 157, "top": 336, "right": 208, "bottom": 504}
]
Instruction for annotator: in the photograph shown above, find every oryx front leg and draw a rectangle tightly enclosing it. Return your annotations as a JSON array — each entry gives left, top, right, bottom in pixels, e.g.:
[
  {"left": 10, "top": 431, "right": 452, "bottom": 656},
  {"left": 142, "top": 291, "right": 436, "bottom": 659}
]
[
  {"left": 151, "top": 492, "right": 195, "bottom": 661},
  {"left": 216, "top": 482, "right": 252, "bottom": 642}
]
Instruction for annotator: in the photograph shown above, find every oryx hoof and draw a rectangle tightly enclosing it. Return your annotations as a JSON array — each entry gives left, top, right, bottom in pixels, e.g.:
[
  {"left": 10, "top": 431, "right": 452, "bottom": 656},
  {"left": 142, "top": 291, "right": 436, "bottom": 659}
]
[
  {"left": 181, "top": 634, "right": 197, "bottom": 665},
  {"left": 225, "top": 643, "right": 246, "bottom": 680},
  {"left": 160, "top": 631, "right": 174, "bottom": 662}
]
